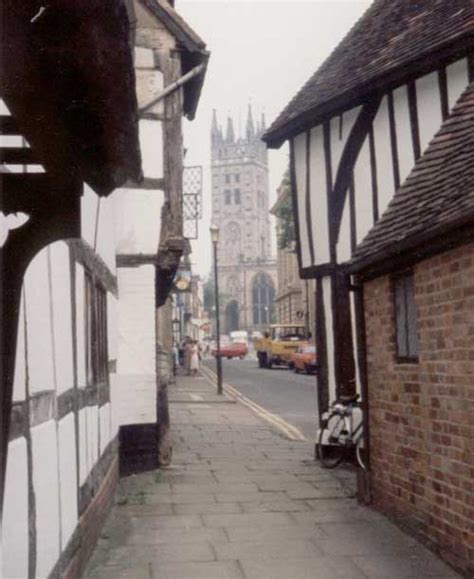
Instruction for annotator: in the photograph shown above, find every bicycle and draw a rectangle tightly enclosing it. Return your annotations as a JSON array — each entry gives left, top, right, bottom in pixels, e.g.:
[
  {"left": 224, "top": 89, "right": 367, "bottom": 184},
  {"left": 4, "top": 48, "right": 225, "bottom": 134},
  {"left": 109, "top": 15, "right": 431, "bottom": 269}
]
[{"left": 317, "top": 393, "right": 366, "bottom": 469}]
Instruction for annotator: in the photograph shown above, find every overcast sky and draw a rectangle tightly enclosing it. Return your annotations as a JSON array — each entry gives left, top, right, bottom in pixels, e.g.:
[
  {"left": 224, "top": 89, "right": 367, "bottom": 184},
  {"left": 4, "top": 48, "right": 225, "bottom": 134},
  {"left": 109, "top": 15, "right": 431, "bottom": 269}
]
[{"left": 179, "top": 0, "right": 371, "bottom": 277}]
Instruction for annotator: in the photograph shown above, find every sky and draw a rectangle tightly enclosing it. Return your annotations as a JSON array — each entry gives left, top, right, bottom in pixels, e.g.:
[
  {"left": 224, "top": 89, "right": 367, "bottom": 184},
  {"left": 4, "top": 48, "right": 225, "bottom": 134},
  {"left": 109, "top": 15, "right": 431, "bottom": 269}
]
[{"left": 178, "top": 0, "right": 371, "bottom": 278}]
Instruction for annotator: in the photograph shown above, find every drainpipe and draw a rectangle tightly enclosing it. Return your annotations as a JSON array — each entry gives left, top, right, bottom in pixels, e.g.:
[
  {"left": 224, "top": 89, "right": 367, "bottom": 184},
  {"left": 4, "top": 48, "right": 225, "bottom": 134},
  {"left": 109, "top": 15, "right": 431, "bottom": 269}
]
[{"left": 351, "top": 275, "right": 372, "bottom": 504}]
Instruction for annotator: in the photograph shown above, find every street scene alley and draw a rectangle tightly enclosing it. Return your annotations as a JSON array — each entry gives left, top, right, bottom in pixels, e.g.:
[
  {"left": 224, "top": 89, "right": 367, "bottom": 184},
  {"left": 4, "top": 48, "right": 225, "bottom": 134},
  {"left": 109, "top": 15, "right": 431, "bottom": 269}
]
[{"left": 86, "top": 371, "right": 459, "bottom": 579}]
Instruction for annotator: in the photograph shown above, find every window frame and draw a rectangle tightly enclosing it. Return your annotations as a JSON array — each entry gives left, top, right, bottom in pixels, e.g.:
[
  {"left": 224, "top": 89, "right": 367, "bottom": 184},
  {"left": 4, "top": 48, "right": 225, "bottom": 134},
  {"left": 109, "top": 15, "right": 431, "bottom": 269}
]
[
  {"left": 392, "top": 270, "right": 418, "bottom": 363},
  {"left": 85, "top": 272, "right": 109, "bottom": 386}
]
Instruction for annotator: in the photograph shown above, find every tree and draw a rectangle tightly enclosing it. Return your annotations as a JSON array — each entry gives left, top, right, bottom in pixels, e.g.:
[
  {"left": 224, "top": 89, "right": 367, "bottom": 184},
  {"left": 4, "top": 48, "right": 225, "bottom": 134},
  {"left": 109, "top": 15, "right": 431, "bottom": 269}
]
[{"left": 275, "top": 169, "right": 296, "bottom": 250}]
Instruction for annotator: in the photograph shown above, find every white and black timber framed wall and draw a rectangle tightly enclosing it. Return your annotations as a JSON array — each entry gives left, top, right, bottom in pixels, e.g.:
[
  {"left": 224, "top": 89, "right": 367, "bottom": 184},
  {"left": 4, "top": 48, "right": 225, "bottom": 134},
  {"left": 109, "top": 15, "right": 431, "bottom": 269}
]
[{"left": 289, "top": 53, "right": 474, "bottom": 414}]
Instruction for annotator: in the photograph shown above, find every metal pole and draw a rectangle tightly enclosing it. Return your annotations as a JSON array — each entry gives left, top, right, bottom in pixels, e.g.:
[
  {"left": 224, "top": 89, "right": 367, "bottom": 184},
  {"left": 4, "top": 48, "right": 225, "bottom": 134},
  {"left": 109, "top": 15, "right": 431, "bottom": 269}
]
[{"left": 213, "top": 241, "right": 223, "bottom": 395}]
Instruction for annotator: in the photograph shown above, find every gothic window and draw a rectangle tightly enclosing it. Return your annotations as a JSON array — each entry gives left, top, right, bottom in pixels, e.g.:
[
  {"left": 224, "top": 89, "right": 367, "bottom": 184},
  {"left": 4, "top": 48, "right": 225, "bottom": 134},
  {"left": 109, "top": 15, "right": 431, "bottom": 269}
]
[
  {"left": 225, "top": 190, "right": 231, "bottom": 205},
  {"left": 235, "top": 173, "right": 240, "bottom": 183},
  {"left": 225, "top": 174, "right": 231, "bottom": 184},
  {"left": 252, "top": 273, "right": 275, "bottom": 326},
  {"left": 234, "top": 189, "right": 241, "bottom": 204}
]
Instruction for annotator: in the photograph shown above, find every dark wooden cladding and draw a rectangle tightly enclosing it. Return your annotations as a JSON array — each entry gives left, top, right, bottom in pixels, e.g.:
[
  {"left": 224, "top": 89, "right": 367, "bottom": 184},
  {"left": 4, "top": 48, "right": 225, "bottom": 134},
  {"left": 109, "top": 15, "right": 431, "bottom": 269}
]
[
  {"left": 0, "top": 146, "right": 38, "bottom": 165},
  {"left": 323, "top": 122, "right": 335, "bottom": 264},
  {"left": 0, "top": 115, "right": 20, "bottom": 135},
  {"left": 332, "top": 270, "right": 356, "bottom": 398},
  {"left": 315, "top": 277, "right": 329, "bottom": 415},
  {"left": 407, "top": 81, "right": 421, "bottom": 160},
  {"left": 438, "top": 68, "right": 449, "bottom": 121},
  {"left": 368, "top": 126, "right": 379, "bottom": 223},
  {"left": 387, "top": 91, "right": 400, "bottom": 189},
  {"left": 349, "top": 175, "right": 357, "bottom": 253},
  {"left": 305, "top": 130, "right": 315, "bottom": 265},
  {"left": 289, "top": 138, "right": 303, "bottom": 272}
]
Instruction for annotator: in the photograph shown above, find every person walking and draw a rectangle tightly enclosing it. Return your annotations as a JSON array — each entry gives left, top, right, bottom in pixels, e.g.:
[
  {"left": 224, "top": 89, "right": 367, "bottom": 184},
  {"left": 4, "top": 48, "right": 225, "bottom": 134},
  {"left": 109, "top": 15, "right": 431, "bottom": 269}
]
[{"left": 190, "top": 340, "right": 200, "bottom": 377}]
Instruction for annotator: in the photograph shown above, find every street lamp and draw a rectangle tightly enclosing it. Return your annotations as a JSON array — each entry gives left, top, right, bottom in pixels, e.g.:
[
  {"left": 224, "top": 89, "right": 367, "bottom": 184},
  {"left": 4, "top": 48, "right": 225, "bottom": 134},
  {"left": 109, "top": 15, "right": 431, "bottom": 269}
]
[{"left": 210, "top": 224, "right": 223, "bottom": 395}]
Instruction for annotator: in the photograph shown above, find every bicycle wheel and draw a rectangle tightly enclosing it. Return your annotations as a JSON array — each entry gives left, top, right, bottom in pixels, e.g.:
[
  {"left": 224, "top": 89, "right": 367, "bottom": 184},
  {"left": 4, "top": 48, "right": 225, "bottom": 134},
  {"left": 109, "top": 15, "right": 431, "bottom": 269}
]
[
  {"left": 318, "top": 413, "right": 346, "bottom": 468},
  {"left": 355, "top": 435, "right": 367, "bottom": 470}
]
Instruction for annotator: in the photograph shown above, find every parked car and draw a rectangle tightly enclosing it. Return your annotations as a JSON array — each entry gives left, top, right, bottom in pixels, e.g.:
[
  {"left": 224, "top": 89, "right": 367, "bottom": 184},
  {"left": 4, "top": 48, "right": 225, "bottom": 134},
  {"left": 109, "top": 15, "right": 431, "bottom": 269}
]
[
  {"left": 212, "top": 341, "right": 248, "bottom": 359},
  {"left": 290, "top": 345, "right": 317, "bottom": 374}
]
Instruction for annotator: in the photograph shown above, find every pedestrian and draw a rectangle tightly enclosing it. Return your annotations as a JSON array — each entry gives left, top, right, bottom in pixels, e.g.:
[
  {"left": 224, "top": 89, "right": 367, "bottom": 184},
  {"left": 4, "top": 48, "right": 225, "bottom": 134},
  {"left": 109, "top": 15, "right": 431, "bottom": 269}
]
[
  {"left": 190, "top": 340, "right": 200, "bottom": 376},
  {"left": 184, "top": 338, "right": 193, "bottom": 375}
]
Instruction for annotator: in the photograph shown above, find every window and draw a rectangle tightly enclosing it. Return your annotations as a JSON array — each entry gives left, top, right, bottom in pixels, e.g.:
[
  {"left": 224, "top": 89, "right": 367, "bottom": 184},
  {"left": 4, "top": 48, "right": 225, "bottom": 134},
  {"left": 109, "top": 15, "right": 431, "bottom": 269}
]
[
  {"left": 235, "top": 173, "right": 240, "bottom": 183},
  {"left": 225, "top": 174, "right": 231, "bottom": 184},
  {"left": 394, "top": 272, "right": 418, "bottom": 361},
  {"left": 225, "top": 190, "right": 231, "bottom": 205},
  {"left": 85, "top": 273, "right": 109, "bottom": 385},
  {"left": 234, "top": 189, "right": 241, "bottom": 204}
]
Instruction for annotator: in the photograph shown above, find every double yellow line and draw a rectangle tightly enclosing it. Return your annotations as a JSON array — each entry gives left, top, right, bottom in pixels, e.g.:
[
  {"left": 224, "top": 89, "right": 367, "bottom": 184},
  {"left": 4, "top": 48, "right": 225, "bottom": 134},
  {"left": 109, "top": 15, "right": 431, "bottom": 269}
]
[{"left": 200, "top": 365, "right": 307, "bottom": 442}]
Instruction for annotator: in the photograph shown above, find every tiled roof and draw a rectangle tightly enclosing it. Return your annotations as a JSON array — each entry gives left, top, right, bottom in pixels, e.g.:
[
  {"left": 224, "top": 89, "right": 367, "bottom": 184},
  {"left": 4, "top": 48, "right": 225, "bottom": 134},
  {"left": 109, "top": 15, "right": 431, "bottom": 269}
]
[
  {"left": 263, "top": 0, "right": 474, "bottom": 147},
  {"left": 349, "top": 82, "right": 474, "bottom": 271}
]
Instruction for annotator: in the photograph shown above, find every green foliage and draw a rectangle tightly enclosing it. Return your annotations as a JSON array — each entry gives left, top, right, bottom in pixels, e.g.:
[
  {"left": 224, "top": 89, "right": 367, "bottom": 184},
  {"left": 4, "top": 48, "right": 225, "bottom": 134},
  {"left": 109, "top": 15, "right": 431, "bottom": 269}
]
[
  {"left": 275, "top": 170, "right": 296, "bottom": 250},
  {"left": 203, "top": 278, "right": 230, "bottom": 318}
]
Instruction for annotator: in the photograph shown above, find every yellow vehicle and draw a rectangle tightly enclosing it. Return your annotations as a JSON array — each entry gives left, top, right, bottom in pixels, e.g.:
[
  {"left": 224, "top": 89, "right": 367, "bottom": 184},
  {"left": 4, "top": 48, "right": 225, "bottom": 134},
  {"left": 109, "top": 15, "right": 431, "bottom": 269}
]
[{"left": 254, "top": 324, "right": 308, "bottom": 369}]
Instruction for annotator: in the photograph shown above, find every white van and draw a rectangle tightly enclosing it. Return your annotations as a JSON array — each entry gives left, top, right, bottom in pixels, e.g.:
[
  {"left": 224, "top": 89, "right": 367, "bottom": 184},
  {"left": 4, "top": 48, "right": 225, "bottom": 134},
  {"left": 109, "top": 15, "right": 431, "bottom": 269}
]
[{"left": 230, "top": 330, "right": 248, "bottom": 346}]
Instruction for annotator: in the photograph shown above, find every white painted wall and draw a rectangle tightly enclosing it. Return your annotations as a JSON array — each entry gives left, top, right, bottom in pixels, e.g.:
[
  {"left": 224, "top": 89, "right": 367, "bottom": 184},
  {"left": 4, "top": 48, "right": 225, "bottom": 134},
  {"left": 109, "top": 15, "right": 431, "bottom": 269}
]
[
  {"left": 108, "top": 293, "right": 118, "bottom": 364},
  {"left": 322, "top": 276, "right": 336, "bottom": 403},
  {"left": 81, "top": 185, "right": 116, "bottom": 273},
  {"left": 76, "top": 263, "right": 86, "bottom": 389},
  {"left": 353, "top": 137, "right": 373, "bottom": 245},
  {"left": 446, "top": 57, "right": 469, "bottom": 110},
  {"left": 393, "top": 84, "right": 415, "bottom": 183},
  {"left": 3, "top": 437, "right": 29, "bottom": 579},
  {"left": 140, "top": 120, "right": 164, "bottom": 179},
  {"left": 372, "top": 96, "right": 395, "bottom": 217},
  {"left": 114, "top": 374, "right": 157, "bottom": 426},
  {"left": 58, "top": 413, "right": 78, "bottom": 548},
  {"left": 114, "top": 188, "right": 164, "bottom": 254},
  {"left": 293, "top": 133, "right": 311, "bottom": 268},
  {"left": 78, "top": 407, "right": 88, "bottom": 486},
  {"left": 416, "top": 71, "right": 443, "bottom": 156},
  {"left": 31, "top": 420, "right": 60, "bottom": 579},
  {"left": 338, "top": 198, "right": 352, "bottom": 263},
  {"left": 13, "top": 297, "right": 26, "bottom": 401},
  {"left": 309, "top": 125, "right": 329, "bottom": 266},
  {"left": 50, "top": 242, "right": 74, "bottom": 394},
  {"left": 99, "top": 403, "right": 112, "bottom": 454},
  {"left": 117, "top": 265, "right": 156, "bottom": 374},
  {"left": 87, "top": 405, "right": 99, "bottom": 474},
  {"left": 24, "top": 248, "right": 55, "bottom": 393}
]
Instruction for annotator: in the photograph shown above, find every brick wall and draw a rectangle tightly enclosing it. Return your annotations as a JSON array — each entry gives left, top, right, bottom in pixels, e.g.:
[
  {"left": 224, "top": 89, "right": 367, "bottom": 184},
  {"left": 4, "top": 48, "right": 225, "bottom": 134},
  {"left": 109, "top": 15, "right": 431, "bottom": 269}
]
[{"left": 364, "top": 241, "right": 474, "bottom": 575}]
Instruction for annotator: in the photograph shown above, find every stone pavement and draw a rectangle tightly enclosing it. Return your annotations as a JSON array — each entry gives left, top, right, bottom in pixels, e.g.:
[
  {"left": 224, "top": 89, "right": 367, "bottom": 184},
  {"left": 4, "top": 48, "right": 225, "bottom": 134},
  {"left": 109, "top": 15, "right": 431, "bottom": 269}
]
[{"left": 86, "top": 371, "right": 459, "bottom": 579}]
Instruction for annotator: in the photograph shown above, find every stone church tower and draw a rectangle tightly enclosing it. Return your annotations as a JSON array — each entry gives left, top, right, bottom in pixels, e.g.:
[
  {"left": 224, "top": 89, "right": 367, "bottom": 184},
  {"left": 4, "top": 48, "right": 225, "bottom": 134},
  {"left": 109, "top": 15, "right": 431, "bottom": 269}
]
[{"left": 211, "top": 106, "right": 277, "bottom": 333}]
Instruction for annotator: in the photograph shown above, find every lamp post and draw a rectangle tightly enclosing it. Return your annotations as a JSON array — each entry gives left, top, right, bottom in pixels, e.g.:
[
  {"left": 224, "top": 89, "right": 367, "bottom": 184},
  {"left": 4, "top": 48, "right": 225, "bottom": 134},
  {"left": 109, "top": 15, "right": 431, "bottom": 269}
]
[{"left": 210, "top": 224, "right": 223, "bottom": 395}]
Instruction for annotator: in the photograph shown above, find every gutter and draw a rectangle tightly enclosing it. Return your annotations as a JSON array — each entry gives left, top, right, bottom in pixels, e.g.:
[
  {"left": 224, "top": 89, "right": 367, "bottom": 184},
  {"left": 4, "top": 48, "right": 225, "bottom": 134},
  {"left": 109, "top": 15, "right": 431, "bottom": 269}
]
[{"left": 139, "top": 62, "right": 207, "bottom": 115}]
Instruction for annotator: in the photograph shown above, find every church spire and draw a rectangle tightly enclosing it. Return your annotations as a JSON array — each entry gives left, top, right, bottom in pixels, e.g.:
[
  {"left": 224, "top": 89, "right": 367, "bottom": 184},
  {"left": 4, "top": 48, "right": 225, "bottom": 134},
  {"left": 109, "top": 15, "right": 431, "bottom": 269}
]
[
  {"left": 225, "top": 115, "right": 235, "bottom": 143},
  {"left": 246, "top": 104, "right": 255, "bottom": 141},
  {"left": 261, "top": 111, "right": 266, "bottom": 133},
  {"left": 211, "top": 109, "right": 220, "bottom": 145}
]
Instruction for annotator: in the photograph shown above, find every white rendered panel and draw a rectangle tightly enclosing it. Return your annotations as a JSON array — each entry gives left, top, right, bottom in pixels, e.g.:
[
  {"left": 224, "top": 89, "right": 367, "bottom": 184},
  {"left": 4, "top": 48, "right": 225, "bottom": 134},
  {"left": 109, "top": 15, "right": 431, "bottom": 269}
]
[
  {"left": 100, "top": 403, "right": 112, "bottom": 453},
  {"left": 338, "top": 196, "right": 352, "bottom": 263},
  {"left": 114, "top": 188, "right": 164, "bottom": 254},
  {"left": 110, "top": 374, "right": 120, "bottom": 439},
  {"left": 58, "top": 414, "right": 78, "bottom": 547},
  {"left": 117, "top": 265, "right": 156, "bottom": 375},
  {"left": 140, "top": 119, "right": 164, "bottom": 179},
  {"left": 372, "top": 96, "right": 395, "bottom": 217},
  {"left": 322, "top": 276, "right": 336, "bottom": 403},
  {"left": 294, "top": 133, "right": 311, "bottom": 268},
  {"left": 76, "top": 264, "right": 86, "bottom": 388},
  {"left": 115, "top": 374, "right": 157, "bottom": 426},
  {"left": 88, "top": 405, "right": 99, "bottom": 470},
  {"left": 393, "top": 85, "right": 415, "bottom": 183},
  {"left": 416, "top": 72, "right": 443, "bottom": 155},
  {"left": 350, "top": 292, "right": 361, "bottom": 395},
  {"left": 353, "top": 138, "right": 373, "bottom": 244},
  {"left": 3, "top": 438, "right": 29, "bottom": 579},
  {"left": 329, "top": 106, "right": 361, "bottom": 170},
  {"left": 13, "top": 297, "right": 26, "bottom": 401},
  {"left": 32, "top": 421, "right": 60, "bottom": 579},
  {"left": 81, "top": 184, "right": 98, "bottom": 250},
  {"left": 78, "top": 408, "right": 88, "bottom": 485},
  {"left": 446, "top": 58, "right": 469, "bottom": 110},
  {"left": 95, "top": 195, "right": 116, "bottom": 274},
  {"left": 24, "top": 248, "right": 55, "bottom": 393},
  {"left": 107, "top": 294, "right": 118, "bottom": 363},
  {"left": 309, "top": 125, "right": 329, "bottom": 265},
  {"left": 50, "top": 242, "right": 74, "bottom": 394}
]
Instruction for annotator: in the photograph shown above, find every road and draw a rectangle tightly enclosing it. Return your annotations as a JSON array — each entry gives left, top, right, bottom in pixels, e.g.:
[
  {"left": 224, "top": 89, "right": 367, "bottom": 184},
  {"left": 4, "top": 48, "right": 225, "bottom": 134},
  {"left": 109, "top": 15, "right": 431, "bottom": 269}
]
[{"left": 202, "top": 355, "right": 319, "bottom": 442}]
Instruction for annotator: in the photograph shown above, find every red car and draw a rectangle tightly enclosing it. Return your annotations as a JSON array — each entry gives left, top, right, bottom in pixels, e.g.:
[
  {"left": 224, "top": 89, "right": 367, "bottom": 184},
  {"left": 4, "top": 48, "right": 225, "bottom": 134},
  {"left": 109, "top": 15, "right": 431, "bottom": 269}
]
[
  {"left": 212, "top": 342, "right": 248, "bottom": 359},
  {"left": 290, "top": 345, "right": 318, "bottom": 374}
]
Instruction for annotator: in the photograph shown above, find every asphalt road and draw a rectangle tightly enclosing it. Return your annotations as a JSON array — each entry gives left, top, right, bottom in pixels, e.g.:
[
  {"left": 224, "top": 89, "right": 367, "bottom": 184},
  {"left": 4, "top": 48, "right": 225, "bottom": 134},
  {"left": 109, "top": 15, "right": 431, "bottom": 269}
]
[{"left": 202, "top": 355, "right": 319, "bottom": 442}]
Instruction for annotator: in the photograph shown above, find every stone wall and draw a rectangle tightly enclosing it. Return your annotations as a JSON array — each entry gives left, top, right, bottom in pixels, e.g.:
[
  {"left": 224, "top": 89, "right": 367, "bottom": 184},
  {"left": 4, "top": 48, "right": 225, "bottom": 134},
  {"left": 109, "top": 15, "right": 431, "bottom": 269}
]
[{"left": 363, "top": 241, "right": 474, "bottom": 574}]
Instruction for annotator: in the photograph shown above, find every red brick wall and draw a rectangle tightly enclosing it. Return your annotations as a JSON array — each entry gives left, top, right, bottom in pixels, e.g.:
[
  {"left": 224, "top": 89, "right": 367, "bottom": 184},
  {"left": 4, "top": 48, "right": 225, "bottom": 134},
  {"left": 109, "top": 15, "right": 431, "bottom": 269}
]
[{"left": 364, "top": 241, "right": 474, "bottom": 575}]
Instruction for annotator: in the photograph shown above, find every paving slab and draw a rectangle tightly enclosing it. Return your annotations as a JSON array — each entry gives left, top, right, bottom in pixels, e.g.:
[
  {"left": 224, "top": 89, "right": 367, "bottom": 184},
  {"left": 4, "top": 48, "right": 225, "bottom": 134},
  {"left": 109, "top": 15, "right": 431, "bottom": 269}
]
[{"left": 86, "top": 370, "right": 461, "bottom": 579}]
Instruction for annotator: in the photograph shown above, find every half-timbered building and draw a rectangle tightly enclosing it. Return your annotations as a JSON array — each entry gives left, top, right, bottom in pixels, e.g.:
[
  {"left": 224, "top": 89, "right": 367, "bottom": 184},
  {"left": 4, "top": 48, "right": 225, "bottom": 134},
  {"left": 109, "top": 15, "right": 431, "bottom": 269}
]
[
  {"left": 263, "top": 0, "right": 474, "bottom": 414},
  {"left": 1, "top": 0, "right": 207, "bottom": 577}
]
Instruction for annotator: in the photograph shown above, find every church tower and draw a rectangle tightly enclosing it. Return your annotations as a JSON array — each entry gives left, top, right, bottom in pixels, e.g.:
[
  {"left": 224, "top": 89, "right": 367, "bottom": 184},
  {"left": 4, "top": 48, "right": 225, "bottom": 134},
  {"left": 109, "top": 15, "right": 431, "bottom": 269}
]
[{"left": 210, "top": 106, "right": 276, "bottom": 333}]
